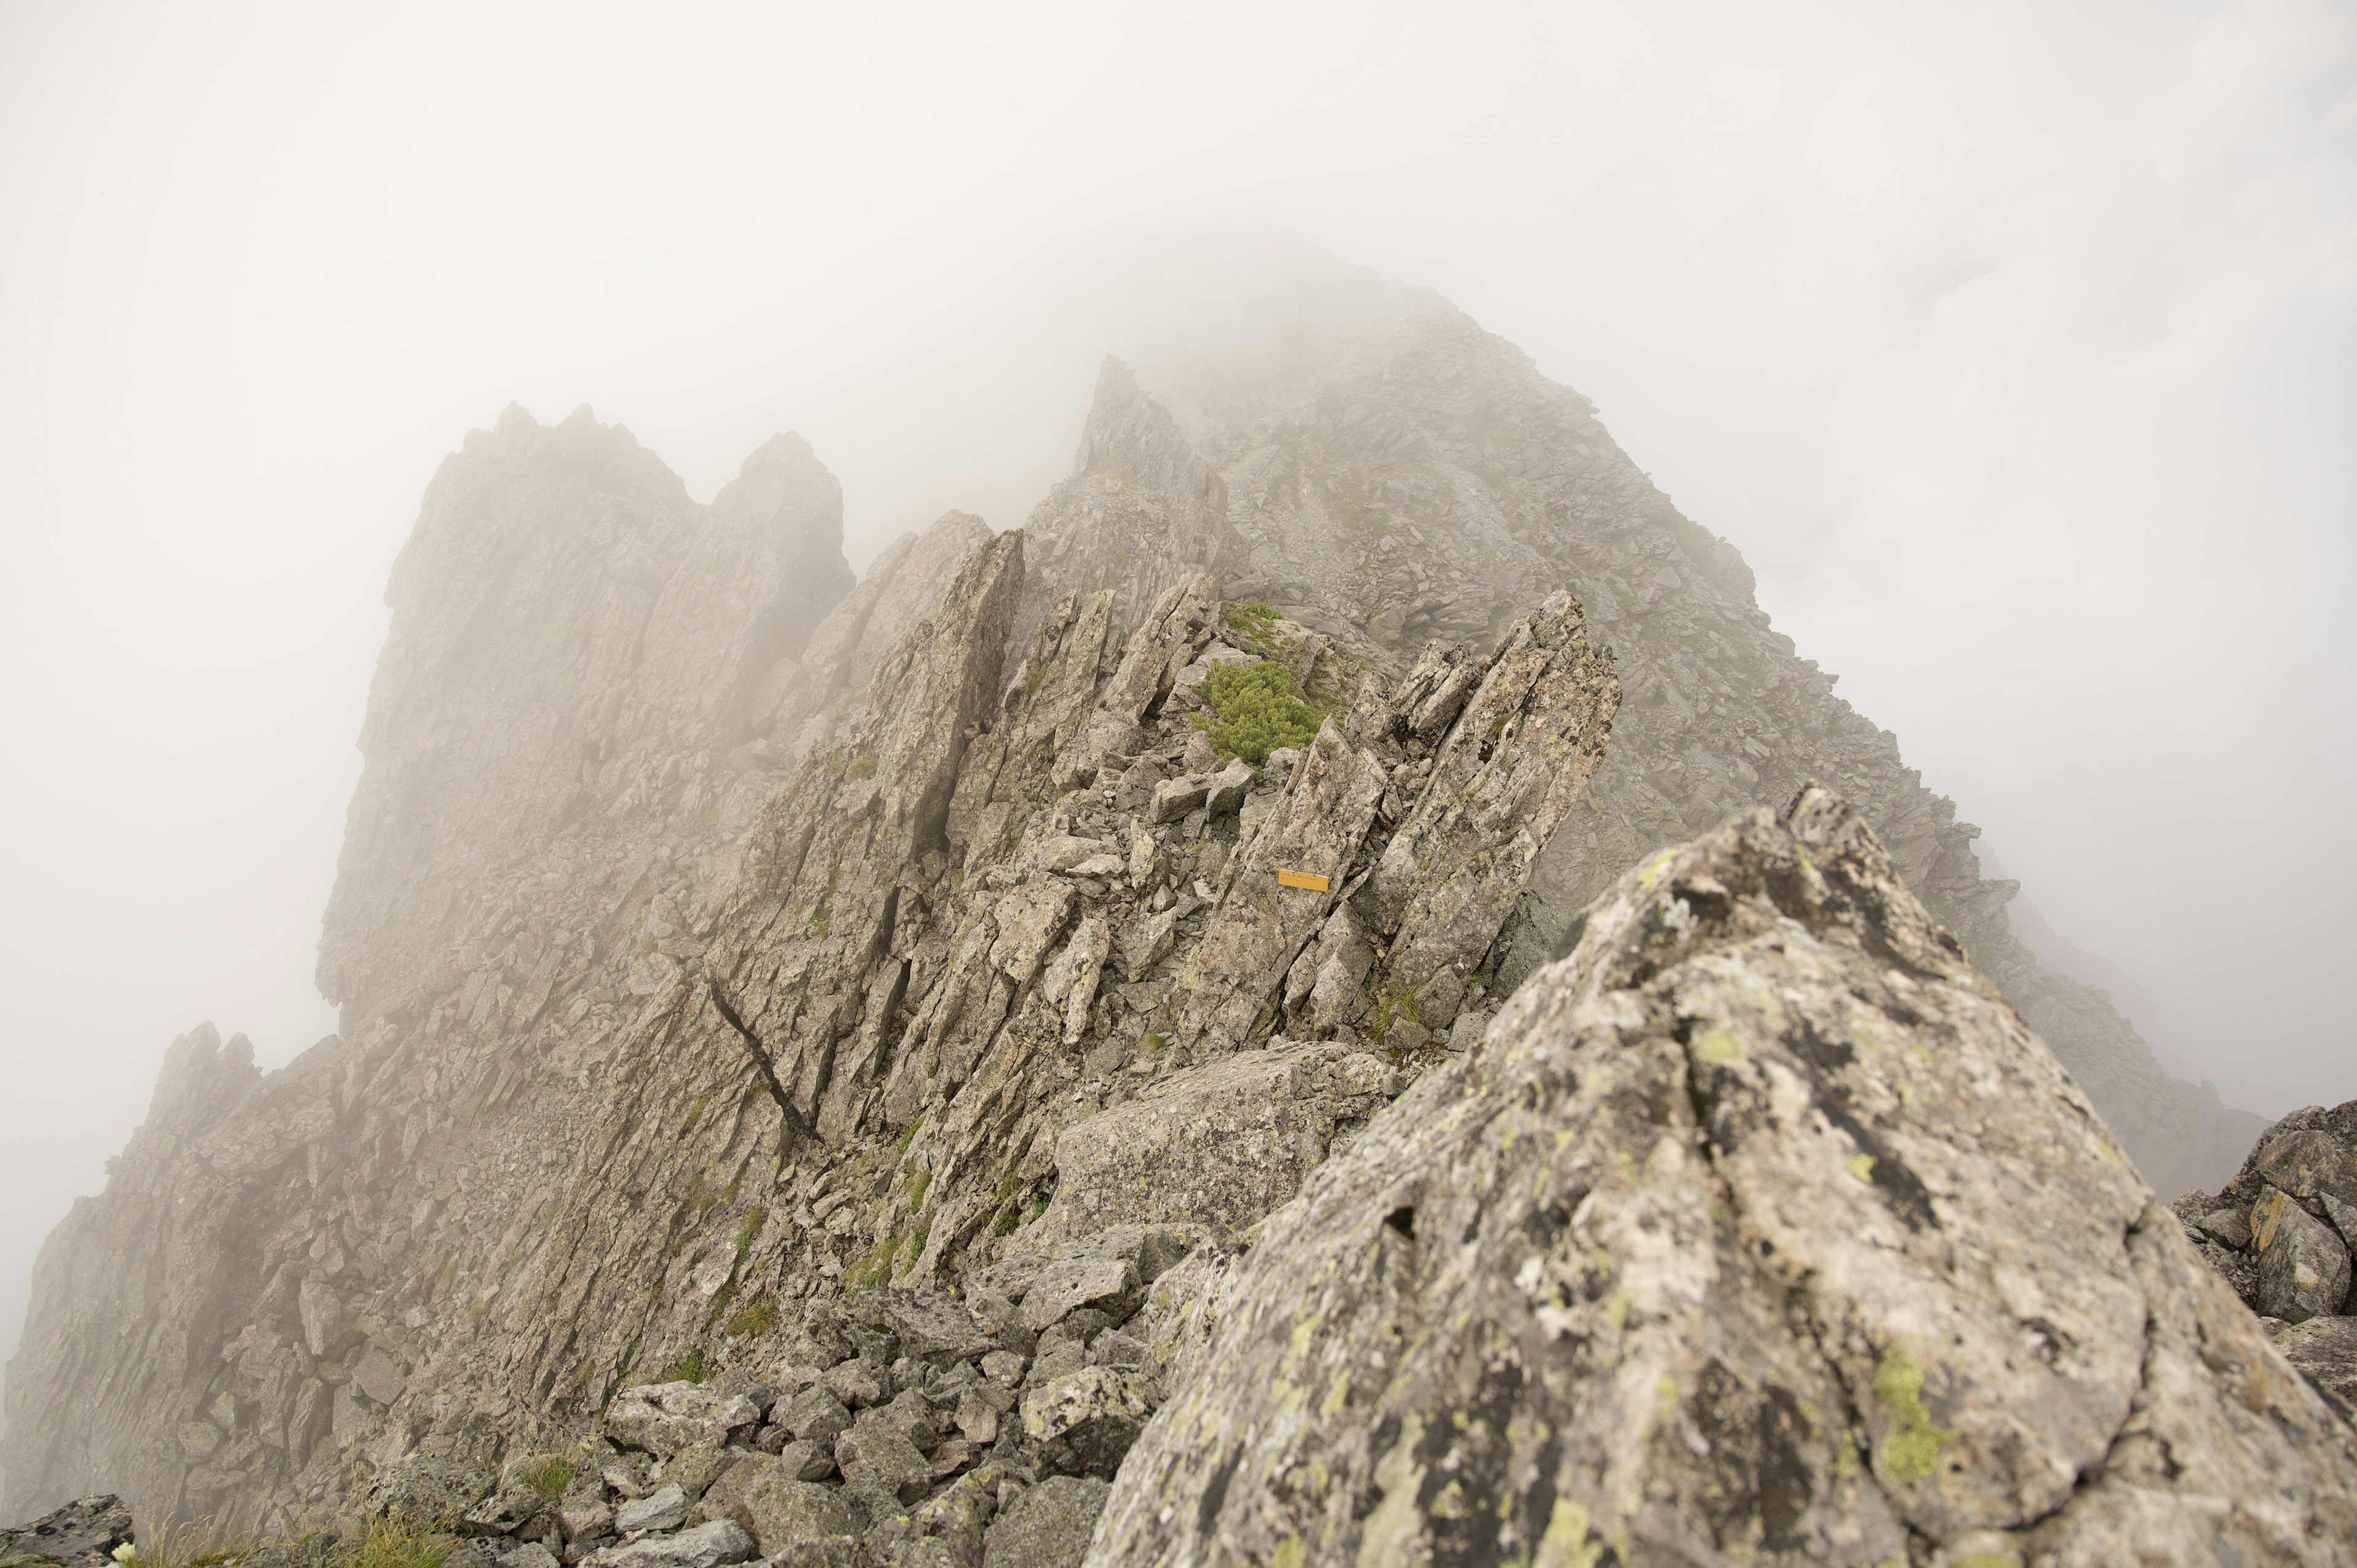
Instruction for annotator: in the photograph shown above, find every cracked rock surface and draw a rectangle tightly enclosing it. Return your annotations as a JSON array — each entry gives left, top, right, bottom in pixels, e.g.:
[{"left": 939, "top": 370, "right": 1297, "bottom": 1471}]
[{"left": 1095, "top": 787, "right": 2357, "bottom": 1567}]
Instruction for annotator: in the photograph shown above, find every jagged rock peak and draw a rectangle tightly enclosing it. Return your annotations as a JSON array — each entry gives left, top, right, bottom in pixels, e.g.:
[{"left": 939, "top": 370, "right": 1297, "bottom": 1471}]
[
  {"left": 1110, "top": 273, "right": 2261, "bottom": 1195},
  {"left": 1072, "top": 356, "right": 1224, "bottom": 510},
  {"left": 1102, "top": 786, "right": 2357, "bottom": 1566},
  {"left": 1013, "top": 361, "right": 1252, "bottom": 646}
]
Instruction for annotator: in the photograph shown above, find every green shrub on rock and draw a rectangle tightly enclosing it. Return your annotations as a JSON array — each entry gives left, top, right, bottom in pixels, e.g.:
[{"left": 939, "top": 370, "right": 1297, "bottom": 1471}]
[{"left": 1194, "top": 660, "right": 1326, "bottom": 766}]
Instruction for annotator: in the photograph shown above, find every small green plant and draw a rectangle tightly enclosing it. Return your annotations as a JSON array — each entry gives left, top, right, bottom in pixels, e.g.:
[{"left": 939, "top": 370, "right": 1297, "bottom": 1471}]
[
  {"left": 730, "top": 1208, "right": 767, "bottom": 1270},
  {"left": 845, "top": 754, "right": 877, "bottom": 781},
  {"left": 1221, "top": 600, "right": 1282, "bottom": 652},
  {"left": 662, "top": 1347, "right": 713, "bottom": 1384},
  {"left": 724, "top": 1297, "right": 779, "bottom": 1337},
  {"left": 344, "top": 1512, "right": 458, "bottom": 1568},
  {"left": 1194, "top": 660, "right": 1328, "bottom": 765},
  {"left": 511, "top": 1454, "right": 576, "bottom": 1504}
]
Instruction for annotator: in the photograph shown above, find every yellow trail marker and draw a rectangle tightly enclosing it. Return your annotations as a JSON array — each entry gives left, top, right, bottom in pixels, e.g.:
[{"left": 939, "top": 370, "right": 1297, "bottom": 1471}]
[{"left": 1276, "top": 868, "right": 1330, "bottom": 891}]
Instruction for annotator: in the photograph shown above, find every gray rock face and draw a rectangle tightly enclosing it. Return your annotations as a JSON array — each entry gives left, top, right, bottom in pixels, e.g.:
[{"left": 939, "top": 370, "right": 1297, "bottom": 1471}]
[
  {"left": 585, "top": 1519, "right": 753, "bottom": 1568},
  {"left": 605, "top": 1385, "right": 761, "bottom": 1458},
  {"left": 1010, "top": 358, "right": 1250, "bottom": 651},
  {"left": 983, "top": 1477, "right": 1106, "bottom": 1568},
  {"left": 1034, "top": 279, "right": 2261, "bottom": 1197},
  {"left": 613, "top": 1485, "right": 689, "bottom": 1534},
  {"left": 4, "top": 276, "right": 2318, "bottom": 1553},
  {"left": 0, "top": 1494, "right": 134, "bottom": 1568},
  {"left": 2175, "top": 1096, "right": 2357, "bottom": 1336},
  {"left": 1095, "top": 787, "right": 2357, "bottom": 1566},
  {"left": 738, "top": 1475, "right": 855, "bottom": 1558},
  {"left": 2272, "top": 1317, "right": 2357, "bottom": 1419}
]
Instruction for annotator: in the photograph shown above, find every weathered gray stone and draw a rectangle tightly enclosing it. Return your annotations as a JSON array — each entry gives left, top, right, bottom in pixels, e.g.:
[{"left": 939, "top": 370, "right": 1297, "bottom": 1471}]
[
  {"left": 981, "top": 1476, "right": 1105, "bottom": 1568},
  {"left": 2272, "top": 1315, "right": 2357, "bottom": 1420},
  {"left": 2259, "top": 1127, "right": 2357, "bottom": 1210},
  {"left": 777, "top": 1384, "right": 853, "bottom": 1448},
  {"left": 2254, "top": 1187, "right": 2353, "bottom": 1323},
  {"left": 1096, "top": 787, "right": 2357, "bottom": 1566},
  {"left": 692, "top": 1452, "right": 775, "bottom": 1536},
  {"left": 740, "top": 1475, "right": 856, "bottom": 1559},
  {"left": 613, "top": 1483, "right": 688, "bottom": 1534},
  {"left": 1018, "top": 1367, "right": 1157, "bottom": 1476},
  {"left": 606, "top": 1385, "right": 762, "bottom": 1458},
  {"left": 0, "top": 1494, "right": 134, "bottom": 1568},
  {"left": 588, "top": 1518, "right": 754, "bottom": 1568},
  {"left": 834, "top": 1416, "right": 932, "bottom": 1510},
  {"left": 1021, "top": 1045, "right": 1395, "bottom": 1254},
  {"left": 662, "top": 1440, "right": 733, "bottom": 1502},
  {"left": 1018, "top": 1257, "right": 1134, "bottom": 1334}
]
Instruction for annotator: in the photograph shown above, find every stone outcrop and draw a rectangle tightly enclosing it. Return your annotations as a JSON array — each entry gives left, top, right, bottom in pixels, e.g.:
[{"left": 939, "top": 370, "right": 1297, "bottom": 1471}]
[
  {"left": 0, "top": 1494, "right": 134, "bottom": 1568},
  {"left": 1022, "top": 271, "right": 2261, "bottom": 1195},
  {"left": 1, "top": 396, "right": 1619, "bottom": 1537},
  {"left": 4, "top": 266, "right": 2318, "bottom": 1559},
  {"left": 1, "top": 414, "right": 1024, "bottom": 1529},
  {"left": 1099, "top": 788, "right": 2357, "bottom": 1566},
  {"left": 1010, "top": 359, "right": 1252, "bottom": 650},
  {"left": 2174, "top": 1097, "right": 2357, "bottom": 1418}
]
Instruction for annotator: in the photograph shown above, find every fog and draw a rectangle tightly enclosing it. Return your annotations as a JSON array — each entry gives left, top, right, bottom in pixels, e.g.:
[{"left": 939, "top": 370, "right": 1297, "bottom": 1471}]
[{"left": 2, "top": 0, "right": 2351, "bottom": 1376}]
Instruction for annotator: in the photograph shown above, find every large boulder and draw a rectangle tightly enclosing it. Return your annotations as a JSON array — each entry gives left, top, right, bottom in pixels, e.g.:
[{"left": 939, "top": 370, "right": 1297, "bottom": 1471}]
[
  {"left": 603, "top": 1383, "right": 762, "bottom": 1458},
  {"left": 2178, "top": 1099, "right": 2357, "bottom": 1329},
  {"left": 583, "top": 1520, "right": 754, "bottom": 1568},
  {"left": 1094, "top": 787, "right": 2357, "bottom": 1566},
  {"left": 983, "top": 1477, "right": 1107, "bottom": 1568}
]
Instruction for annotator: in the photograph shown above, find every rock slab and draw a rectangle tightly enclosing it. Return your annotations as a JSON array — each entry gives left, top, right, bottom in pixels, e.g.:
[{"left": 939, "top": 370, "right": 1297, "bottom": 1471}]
[{"left": 1094, "top": 787, "right": 2357, "bottom": 1567}]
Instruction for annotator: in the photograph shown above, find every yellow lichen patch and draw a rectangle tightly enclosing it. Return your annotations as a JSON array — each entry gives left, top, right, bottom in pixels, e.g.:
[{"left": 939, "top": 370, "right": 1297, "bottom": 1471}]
[
  {"left": 1356, "top": 1415, "right": 1428, "bottom": 1567},
  {"left": 1322, "top": 1373, "right": 1352, "bottom": 1416},
  {"left": 1654, "top": 1375, "right": 1678, "bottom": 1407},
  {"left": 1637, "top": 849, "right": 1678, "bottom": 890},
  {"left": 1268, "top": 1535, "right": 1304, "bottom": 1568},
  {"left": 1692, "top": 1027, "right": 1744, "bottom": 1064},
  {"left": 1872, "top": 1343, "right": 1959, "bottom": 1481},
  {"left": 1845, "top": 1153, "right": 1876, "bottom": 1184},
  {"left": 1533, "top": 1497, "right": 1602, "bottom": 1568}
]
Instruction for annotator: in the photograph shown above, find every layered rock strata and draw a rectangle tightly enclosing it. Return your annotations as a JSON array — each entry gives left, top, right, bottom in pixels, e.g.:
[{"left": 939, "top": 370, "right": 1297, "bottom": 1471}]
[
  {"left": 2, "top": 428, "right": 1619, "bottom": 1539},
  {"left": 3, "top": 414, "right": 1047, "bottom": 1528},
  {"left": 1100, "top": 788, "right": 2357, "bottom": 1566}
]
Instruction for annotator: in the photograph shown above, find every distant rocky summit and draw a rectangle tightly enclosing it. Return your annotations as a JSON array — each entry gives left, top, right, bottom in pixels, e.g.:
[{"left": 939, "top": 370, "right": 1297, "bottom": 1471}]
[{"left": 2, "top": 263, "right": 2312, "bottom": 1564}]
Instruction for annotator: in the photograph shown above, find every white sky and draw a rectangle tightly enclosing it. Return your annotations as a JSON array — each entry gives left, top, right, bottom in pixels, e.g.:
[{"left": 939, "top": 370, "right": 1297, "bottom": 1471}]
[{"left": 1, "top": 0, "right": 2351, "bottom": 1370}]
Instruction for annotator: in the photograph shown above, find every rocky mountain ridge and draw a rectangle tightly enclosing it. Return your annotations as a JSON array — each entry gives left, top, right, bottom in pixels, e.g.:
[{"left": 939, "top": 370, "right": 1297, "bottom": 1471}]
[{"left": 4, "top": 272, "right": 2312, "bottom": 1564}]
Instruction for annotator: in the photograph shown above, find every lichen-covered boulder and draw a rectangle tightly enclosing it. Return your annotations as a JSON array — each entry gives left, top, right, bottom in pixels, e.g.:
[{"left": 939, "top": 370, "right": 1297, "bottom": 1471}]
[
  {"left": 0, "top": 1494, "right": 134, "bottom": 1568},
  {"left": 741, "top": 1475, "right": 857, "bottom": 1559},
  {"left": 584, "top": 1519, "right": 754, "bottom": 1568},
  {"left": 1093, "top": 787, "right": 2357, "bottom": 1566},
  {"left": 985, "top": 1477, "right": 1107, "bottom": 1568},
  {"left": 1020, "top": 1367, "right": 1158, "bottom": 1477},
  {"left": 604, "top": 1383, "right": 762, "bottom": 1458},
  {"left": 2256, "top": 1188, "right": 2354, "bottom": 1322},
  {"left": 2274, "top": 1316, "right": 2357, "bottom": 1419}
]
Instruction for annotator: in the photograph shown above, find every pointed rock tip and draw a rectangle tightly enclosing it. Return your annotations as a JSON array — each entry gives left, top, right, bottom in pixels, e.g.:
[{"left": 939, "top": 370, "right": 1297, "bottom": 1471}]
[{"left": 737, "top": 430, "right": 823, "bottom": 475}]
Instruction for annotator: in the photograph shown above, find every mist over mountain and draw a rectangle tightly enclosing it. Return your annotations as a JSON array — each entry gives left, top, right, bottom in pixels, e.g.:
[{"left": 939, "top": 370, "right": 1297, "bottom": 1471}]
[
  {"left": 6, "top": 265, "right": 2350, "bottom": 1565},
  {"left": 5, "top": 4, "right": 2355, "bottom": 1561}
]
